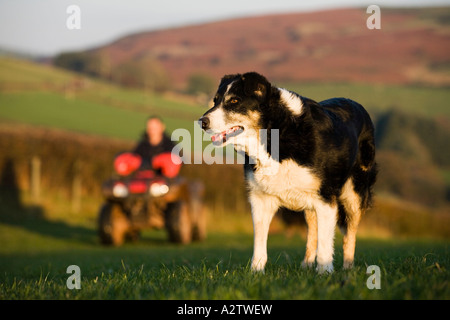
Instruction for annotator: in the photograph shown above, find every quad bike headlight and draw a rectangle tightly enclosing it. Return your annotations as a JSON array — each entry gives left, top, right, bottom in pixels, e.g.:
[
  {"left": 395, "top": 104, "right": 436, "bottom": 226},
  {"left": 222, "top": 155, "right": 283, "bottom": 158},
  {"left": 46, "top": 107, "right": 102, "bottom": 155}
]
[
  {"left": 112, "top": 183, "right": 129, "bottom": 198},
  {"left": 149, "top": 183, "right": 169, "bottom": 197}
]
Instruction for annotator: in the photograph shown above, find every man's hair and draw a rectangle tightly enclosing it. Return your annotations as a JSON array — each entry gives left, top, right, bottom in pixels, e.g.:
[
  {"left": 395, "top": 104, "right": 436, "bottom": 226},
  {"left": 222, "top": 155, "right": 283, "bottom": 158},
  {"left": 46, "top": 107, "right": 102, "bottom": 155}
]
[{"left": 147, "top": 115, "right": 164, "bottom": 123}]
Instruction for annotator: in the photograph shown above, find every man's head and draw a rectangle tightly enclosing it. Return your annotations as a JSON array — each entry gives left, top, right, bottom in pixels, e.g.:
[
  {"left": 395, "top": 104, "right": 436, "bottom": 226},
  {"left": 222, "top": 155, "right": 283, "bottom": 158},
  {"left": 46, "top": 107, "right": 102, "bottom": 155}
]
[{"left": 146, "top": 116, "right": 165, "bottom": 145}]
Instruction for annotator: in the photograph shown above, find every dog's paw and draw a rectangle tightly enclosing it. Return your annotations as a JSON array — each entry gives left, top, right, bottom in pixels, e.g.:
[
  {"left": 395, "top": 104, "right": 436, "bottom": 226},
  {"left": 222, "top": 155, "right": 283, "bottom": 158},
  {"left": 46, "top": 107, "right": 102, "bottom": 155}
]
[
  {"left": 343, "top": 261, "right": 354, "bottom": 270},
  {"left": 316, "top": 263, "right": 334, "bottom": 274},
  {"left": 301, "top": 260, "right": 315, "bottom": 269},
  {"left": 251, "top": 257, "right": 267, "bottom": 273}
]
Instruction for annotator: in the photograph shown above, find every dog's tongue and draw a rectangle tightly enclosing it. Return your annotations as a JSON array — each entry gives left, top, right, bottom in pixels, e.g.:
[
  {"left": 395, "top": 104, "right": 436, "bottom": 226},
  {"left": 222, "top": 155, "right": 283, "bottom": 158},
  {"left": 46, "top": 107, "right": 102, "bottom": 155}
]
[
  {"left": 211, "top": 127, "right": 241, "bottom": 143},
  {"left": 211, "top": 132, "right": 224, "bottom": 142}
]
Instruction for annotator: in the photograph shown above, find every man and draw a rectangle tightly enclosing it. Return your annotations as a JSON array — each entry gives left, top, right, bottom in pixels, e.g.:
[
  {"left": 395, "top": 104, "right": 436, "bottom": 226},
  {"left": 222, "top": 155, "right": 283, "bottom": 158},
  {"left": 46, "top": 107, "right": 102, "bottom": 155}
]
[{"left": 133, "top": 116, "right": 177, "bottom": 173}]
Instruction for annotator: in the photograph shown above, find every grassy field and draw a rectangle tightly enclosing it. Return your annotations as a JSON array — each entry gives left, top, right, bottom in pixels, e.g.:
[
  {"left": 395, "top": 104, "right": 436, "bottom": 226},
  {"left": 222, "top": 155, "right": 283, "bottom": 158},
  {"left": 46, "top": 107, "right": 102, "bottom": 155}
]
[
  {"left": 0, "top": 212, "right": 448, "bottom": 300},
  {"left": 1, "top": 56, "right": 449, "bottom": 301},
  {"left": 0, "top": 57, "right": 205, "bottom": 141}
]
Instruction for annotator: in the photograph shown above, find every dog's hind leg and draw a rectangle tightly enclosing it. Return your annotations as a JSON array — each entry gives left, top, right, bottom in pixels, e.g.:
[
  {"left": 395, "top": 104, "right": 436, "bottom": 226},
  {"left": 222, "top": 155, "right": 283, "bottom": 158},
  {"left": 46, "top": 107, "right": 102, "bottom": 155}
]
[
  {"left": 342, "top": 215, "right": 361, "bottom": 269},
  {"left": 301, "top": 209, "right": 317, "bottom": 268},
  {"left": 249, "top": 191, "right": 279, "bottom": 272},
  {"left": 339, "top": 178, "right": 362, "bottom": 269}
]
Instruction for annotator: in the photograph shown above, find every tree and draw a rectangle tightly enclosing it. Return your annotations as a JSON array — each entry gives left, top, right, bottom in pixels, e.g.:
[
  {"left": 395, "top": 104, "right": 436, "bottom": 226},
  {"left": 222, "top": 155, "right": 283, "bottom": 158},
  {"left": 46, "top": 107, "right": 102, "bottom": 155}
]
[
  {"left": 53, "top": 51, "right": 103, "bottom": 78},
  {"left": 186, "top": 73, "right": 215, "bottom": 96},
  {"left": 111, "top": 56, "right": 170, "bottom": 92}
]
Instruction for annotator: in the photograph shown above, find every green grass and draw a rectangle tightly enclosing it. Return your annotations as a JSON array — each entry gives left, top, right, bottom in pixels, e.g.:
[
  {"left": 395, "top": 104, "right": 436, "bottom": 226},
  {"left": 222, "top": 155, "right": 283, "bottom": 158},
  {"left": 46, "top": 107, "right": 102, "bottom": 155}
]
[
  {"left": 0, "top": 56, "right": 73, "bottom": 85},
  {"left": 0, "top": 90, "right": 201, "bottom": 140},
  {"left": 0, "top": 91, "right": 203, "bottom": 152},
  {"left": 0, "top": 57, "right": 205, "bottom": 141},
  {"left": 0, "top": 91, "right": 148, "bottom": 140},
  {"left": 0, "top": 217, "right": 448, "bottom": 300}
]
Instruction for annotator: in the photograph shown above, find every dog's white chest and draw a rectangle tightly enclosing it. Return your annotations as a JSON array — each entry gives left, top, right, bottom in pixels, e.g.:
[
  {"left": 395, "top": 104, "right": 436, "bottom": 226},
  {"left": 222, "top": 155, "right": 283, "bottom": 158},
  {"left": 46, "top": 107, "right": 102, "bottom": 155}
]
[{"left": 247, "top": 159, "right": 321, "bottom": 210}]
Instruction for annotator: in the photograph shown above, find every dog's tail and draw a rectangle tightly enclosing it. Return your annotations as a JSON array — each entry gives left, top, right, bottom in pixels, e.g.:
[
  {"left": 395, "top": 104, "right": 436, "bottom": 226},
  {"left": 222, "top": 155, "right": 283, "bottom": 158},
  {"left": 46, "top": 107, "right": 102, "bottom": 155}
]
[{"left": 355, "top": 120, "right": 378, "bottom": 210}]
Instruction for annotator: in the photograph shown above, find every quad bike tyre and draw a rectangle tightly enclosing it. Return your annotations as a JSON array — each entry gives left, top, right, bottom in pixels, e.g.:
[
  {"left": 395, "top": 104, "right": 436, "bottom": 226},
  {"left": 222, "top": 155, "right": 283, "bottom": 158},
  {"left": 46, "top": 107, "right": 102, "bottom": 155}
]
[
  {"left": 188, "top": 181, "right": 206, "bottom": 242},
  {"left": 98, "top": 202, "right": 131, "bottom": 246},
  {"left": 165, "top": 201, "right": 192, "bottom": 244}
]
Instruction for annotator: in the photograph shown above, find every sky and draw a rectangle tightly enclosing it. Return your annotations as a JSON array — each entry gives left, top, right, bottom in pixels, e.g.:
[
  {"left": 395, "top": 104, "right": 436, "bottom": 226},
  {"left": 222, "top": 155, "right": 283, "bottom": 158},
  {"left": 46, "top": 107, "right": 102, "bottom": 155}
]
[{"left": 0, "top": 0, "right": 449, "bottom": 57}]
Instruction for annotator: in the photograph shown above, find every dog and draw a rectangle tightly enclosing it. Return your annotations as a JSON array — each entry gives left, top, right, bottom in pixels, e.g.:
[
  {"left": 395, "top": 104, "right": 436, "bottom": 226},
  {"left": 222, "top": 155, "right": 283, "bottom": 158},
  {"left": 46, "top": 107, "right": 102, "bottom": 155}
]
[{"left": 199, "top": 72, "right": 377, "bottom": 273}]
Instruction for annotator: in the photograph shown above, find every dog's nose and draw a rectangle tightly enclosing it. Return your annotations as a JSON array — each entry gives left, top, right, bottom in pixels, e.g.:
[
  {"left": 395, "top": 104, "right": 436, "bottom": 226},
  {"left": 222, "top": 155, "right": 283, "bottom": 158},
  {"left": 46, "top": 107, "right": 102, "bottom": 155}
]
[{"left": 199, "top": 117, "right": 210, "bottom": 130}]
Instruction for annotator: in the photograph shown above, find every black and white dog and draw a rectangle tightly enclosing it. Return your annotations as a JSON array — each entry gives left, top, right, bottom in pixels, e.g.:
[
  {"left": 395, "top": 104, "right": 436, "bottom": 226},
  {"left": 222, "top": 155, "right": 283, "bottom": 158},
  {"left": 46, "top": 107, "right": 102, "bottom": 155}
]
[{"left": 199, "top": 72, "right": 377, "bottom": 273}]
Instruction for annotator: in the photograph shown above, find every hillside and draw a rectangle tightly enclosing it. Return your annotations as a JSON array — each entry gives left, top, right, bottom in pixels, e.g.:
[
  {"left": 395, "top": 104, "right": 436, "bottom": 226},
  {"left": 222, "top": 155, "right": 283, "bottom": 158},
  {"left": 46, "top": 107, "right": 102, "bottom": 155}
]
[
  {"left": 60, "top": 7, "right": 450, "bottom": 88},
  {"left": 0, "top": 56, "right": 204, "bottom": 141}
]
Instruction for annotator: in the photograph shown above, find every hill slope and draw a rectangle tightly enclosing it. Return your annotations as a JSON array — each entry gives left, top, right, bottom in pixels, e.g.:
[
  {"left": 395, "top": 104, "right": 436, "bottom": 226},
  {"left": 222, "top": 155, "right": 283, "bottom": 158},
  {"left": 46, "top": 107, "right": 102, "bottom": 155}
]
[
  {"left": 76, "top": 7, "right": 450, "bottom": 88},
  {"left": 0, "top": 56, "right": 204, "bottom": 140}
]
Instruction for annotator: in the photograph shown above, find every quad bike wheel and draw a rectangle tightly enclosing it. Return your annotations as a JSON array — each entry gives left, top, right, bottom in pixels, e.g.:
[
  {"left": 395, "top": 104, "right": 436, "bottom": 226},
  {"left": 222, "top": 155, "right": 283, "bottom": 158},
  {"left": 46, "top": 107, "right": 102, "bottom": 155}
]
[
  {"left": 188, "top": 181, "right": 207, "bottom": 241},
  {"left": 98, "top": 202, "right": 131, "bottom": 246},
  {"left": 165, "top": 201, "right": 192, "bottom": 244}
]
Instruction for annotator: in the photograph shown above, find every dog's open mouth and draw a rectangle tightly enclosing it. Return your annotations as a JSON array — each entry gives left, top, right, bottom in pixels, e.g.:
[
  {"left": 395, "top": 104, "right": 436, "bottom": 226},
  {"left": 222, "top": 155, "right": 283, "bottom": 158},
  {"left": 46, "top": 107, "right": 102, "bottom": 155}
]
[{"left": 211, "top": 126, "right": 244, "bottom": 145}]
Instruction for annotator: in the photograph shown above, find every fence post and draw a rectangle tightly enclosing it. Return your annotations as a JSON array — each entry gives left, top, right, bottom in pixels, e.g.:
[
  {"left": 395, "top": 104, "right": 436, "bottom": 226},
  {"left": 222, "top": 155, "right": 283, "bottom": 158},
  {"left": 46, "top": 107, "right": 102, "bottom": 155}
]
[
  {"left": 71, "top": 160, "right": 82, "bottom": 214},
  {"left": 30, "top": 156, "right": 41, "bottom": 204}
]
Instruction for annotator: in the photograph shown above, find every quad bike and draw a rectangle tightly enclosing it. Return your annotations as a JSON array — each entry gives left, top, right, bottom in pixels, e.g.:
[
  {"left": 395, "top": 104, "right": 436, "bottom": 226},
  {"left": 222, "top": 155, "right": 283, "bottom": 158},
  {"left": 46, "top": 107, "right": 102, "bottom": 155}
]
[{"left": 98, "top": 152, "right": 206, "bottom": 246}]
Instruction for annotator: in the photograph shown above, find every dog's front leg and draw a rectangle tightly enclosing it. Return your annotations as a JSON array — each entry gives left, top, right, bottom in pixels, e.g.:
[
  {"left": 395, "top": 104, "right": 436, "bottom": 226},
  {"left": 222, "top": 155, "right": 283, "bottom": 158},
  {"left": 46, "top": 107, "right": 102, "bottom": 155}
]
[
  {"left": 249, "top": 191, "right": 279, "bottom": 272},
  {"left": 315, "top": 201, "right": 338, "bottom": 274}
]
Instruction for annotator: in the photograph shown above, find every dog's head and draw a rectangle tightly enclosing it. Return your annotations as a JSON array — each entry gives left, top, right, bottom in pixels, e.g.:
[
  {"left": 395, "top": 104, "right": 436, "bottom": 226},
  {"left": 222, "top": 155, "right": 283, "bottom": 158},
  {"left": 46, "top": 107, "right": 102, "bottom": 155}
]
[{"left": 199, "top": 72, "right": 271, "bottom": 148}]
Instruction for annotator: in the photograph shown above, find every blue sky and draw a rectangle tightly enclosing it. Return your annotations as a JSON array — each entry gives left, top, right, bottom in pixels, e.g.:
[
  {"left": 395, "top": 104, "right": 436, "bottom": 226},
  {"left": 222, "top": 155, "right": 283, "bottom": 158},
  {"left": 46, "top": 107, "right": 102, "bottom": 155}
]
[{"left": 0, "top": 0, "right": 449, "bottom": 56}]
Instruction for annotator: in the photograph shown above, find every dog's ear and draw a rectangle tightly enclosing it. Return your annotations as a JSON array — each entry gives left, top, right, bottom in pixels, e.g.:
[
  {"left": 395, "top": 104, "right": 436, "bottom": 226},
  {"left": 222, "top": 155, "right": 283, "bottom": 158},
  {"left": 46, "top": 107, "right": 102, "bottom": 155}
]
[
  {"left": 242, "top": 72, "right": 270, "bottom": 101},
  {"left": 218, "top": 74, "right": 240, "bottom": 91}
]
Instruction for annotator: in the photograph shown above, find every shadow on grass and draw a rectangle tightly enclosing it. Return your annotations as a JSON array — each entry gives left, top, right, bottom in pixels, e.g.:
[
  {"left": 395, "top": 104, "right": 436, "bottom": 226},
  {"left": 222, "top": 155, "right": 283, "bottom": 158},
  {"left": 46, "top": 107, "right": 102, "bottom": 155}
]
[
  {"left": 0, "top": 157, "right": 192, "bottom": 247},
  {"left": 0, "top": 158, "right": 96, "bottom": 245}
]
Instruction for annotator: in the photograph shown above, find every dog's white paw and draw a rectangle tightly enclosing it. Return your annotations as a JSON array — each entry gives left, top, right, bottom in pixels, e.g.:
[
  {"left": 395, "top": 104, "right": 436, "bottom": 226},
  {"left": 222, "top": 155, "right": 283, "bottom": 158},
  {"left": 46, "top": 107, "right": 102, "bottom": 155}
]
[
  {"left": 316, "top": 263, "right": 334, "bottom": 274},
  {"left": 251, "top": 257, "right": 267, "bottom": 273}
]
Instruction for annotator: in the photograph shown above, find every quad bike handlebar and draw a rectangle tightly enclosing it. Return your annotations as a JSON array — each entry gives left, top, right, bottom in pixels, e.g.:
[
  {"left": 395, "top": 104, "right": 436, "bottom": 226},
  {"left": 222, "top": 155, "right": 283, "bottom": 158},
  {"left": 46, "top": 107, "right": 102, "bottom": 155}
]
[{"left": 114, "top": 152, "right": 182, "bottom": 178}]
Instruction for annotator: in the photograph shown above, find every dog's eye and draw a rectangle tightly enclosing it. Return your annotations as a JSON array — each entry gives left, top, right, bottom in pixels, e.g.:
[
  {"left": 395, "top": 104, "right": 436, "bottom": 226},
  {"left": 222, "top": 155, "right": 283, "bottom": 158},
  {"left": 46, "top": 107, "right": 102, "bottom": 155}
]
[{"left": 230, "top": 98, "right": 239, "bottom": 104}]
